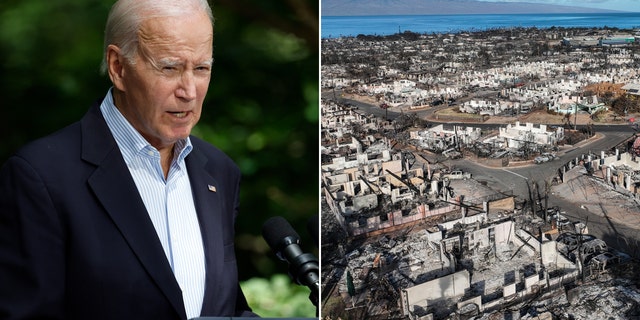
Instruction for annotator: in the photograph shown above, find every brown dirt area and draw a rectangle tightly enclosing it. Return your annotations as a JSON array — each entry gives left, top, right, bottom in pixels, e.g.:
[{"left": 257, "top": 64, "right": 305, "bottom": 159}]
[
  {"left": 484, "top": 110, "right": 593, "bottom": 125},
  {"left": 340, "top": 92, "right": 638, "bottom": 126}
]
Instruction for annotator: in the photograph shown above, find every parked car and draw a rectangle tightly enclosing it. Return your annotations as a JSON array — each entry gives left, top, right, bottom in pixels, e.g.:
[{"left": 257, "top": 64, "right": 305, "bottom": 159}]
[{"left": 534, "top": 153, "right": 556, "bottom": 164}]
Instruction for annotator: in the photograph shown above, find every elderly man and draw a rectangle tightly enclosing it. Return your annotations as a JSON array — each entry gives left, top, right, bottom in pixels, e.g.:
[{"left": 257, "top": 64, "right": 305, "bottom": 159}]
[{"left": 0, "top": 0, "right": 257, "bottom": 319}]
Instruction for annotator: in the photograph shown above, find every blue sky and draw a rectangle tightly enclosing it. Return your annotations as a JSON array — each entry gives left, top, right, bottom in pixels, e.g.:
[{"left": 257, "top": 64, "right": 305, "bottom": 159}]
[{"left": 479, "top": 0, "right": 640, "bottom": 12}]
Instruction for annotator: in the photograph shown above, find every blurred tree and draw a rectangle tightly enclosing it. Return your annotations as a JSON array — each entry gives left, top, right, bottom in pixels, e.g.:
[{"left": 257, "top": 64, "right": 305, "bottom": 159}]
[{"left": 0, "top": 0, "right": 318, "bottom": 297}]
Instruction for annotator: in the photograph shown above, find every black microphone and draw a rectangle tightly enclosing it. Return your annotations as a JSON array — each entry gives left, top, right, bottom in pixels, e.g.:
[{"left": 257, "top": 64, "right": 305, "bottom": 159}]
[
  {"left": 306, "top": 215, "right": 319, "bottom": 248},
  {"left": 262, "top": 216, "right": 320, "bottom": 299}
]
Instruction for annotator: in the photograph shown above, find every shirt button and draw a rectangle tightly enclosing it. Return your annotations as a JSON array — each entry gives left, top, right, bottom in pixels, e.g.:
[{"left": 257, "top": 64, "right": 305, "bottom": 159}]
[{"left": 147, "top": 150, "right": 155, "bottom": 156}]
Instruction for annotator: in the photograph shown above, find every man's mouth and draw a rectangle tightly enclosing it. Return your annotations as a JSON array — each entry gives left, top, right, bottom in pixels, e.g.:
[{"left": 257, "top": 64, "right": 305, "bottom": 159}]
[{"left": 168, "top": 111, "right": 188, "bottom": 118}]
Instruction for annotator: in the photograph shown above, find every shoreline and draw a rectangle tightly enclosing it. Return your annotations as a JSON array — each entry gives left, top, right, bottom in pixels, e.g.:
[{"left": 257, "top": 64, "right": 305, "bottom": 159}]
[{"left": 321, "top": 14, "right": 640, "bottom": 39}]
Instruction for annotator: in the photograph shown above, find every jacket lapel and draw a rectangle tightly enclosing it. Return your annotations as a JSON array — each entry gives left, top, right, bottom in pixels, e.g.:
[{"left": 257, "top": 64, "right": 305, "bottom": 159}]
[
  {"left": 185, "top": 149, "right": 224, "bottom": 314},
  {"left": 80, "top": 104, "right": 187, "bottom": 319}
]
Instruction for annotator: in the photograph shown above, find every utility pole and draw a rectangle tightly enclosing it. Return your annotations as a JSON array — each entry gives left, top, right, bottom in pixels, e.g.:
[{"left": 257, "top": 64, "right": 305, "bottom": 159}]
[{"left": 574, "top": 103, "right": 578, "bottom": 130}]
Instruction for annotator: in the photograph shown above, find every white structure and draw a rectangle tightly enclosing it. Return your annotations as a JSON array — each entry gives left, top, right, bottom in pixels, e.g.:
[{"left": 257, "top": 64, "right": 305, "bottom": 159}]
[
  {"left": 410, "top": 124, "right": 482, "bottom": 151},
  {"left": 623, "top": 83, "right": 640, "bottom": 97},
  {"left": 498, "top": 121, "right": 564, "bottom": 149}
]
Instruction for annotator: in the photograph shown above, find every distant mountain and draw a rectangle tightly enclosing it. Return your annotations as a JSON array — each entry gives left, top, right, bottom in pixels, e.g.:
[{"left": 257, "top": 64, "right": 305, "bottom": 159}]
[{"left": 322, "top": 0, "right": 620, "bottom": 16}]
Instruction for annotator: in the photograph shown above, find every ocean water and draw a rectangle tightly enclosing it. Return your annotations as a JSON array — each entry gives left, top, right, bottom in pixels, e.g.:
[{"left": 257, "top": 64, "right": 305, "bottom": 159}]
[{"left": 321, "top": 13, "right": 640, "bottom": 38}]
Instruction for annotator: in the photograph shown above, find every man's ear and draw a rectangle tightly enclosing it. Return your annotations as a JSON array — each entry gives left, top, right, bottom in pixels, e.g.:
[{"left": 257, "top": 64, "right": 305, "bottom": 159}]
[{"left": 106, "top": 45, "right": 126, "bottom": 91}]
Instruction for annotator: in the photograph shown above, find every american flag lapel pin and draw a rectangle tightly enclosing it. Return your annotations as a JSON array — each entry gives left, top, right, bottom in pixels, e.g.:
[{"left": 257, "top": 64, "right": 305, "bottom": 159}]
[{"left": 208, "top": 185, "right": 217, "bottom": 192}]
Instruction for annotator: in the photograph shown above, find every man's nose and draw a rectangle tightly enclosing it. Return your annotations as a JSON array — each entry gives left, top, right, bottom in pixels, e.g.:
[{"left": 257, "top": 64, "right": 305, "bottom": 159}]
[{"left": 177, "top": 71, "right": 197, "bottom": 101}]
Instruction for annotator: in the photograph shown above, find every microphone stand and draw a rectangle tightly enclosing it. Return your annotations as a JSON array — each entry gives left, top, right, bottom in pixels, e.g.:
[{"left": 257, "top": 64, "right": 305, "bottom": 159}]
[
  {"left": 310, "top": 291, "right": 318, "bottom": 317},
  {"left": 286, "top": 251, "right": 319, "bottom": 315}
]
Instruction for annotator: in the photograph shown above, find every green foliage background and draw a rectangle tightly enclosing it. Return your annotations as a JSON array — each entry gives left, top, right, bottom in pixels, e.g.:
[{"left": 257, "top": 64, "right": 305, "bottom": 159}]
[{"left": 0, "top": 0, "right": 318, "bottom": 317}]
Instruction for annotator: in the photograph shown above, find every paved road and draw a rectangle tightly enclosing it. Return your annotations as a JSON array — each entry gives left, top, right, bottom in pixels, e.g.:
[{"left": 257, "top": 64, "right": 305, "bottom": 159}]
[
  {"left": 456, "top": 127, "right": 640, "bottom": 257},
  {"left": 454, "top": 129, "right": 635, "bottom": 198},
  {"left": 446, "top": 123, "right": 638, "bottom": 256}
]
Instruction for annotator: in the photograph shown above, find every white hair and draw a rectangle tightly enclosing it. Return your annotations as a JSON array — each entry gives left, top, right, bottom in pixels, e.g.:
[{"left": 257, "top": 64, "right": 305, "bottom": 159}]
[{"left": 100, "top": 0, "right": 214, "bottom": 74}]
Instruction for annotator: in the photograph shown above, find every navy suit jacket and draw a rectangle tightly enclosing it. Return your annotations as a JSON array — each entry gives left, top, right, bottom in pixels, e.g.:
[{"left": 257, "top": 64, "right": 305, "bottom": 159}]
[{"left": 0, "top": 104, "right": 257, "bottom": 319}]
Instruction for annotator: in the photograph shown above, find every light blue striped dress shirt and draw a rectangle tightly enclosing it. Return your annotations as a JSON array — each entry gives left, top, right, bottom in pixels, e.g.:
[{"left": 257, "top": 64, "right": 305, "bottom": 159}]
[{"left": 100, "top": 90, "right": 205, "bottom": 319}]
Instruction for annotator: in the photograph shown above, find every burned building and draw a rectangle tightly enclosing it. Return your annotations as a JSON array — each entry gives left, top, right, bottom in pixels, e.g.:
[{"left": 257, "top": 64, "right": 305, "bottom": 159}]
[{"left": 399, "top": 218, "right": 579, "bottom": 319}]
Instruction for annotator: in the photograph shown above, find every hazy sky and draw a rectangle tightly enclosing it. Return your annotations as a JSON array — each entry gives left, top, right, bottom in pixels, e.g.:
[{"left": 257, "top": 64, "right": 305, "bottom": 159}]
[{"left": 480, "top": 0, "right": 640, "bottom": 12}]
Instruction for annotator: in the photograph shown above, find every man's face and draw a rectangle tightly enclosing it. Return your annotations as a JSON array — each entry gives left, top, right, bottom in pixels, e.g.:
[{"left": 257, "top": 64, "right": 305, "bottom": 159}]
[{"left": 113, "top": 12, "right": 213, "bottom": 150}]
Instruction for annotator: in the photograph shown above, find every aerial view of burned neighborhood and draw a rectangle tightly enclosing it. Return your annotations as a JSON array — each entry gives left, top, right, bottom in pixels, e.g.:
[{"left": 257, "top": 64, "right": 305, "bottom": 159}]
[{"left": 320, "top": 26, "right": 640, "bottom": 320}]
